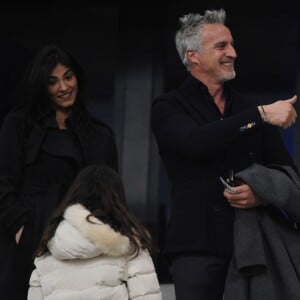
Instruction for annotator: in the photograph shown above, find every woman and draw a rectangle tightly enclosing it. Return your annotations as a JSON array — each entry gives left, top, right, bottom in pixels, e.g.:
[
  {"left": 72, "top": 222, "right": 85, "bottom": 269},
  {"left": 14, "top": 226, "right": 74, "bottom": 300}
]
[
  {"left": 0, "top": 44, "right": 119, "bottom": 299},
  {"left": 27, "top": 165, "right": 161, "bottom": 300}
]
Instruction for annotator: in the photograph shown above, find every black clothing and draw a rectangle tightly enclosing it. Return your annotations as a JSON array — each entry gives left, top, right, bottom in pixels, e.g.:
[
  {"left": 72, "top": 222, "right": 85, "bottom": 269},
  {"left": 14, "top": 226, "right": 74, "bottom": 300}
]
[
  {"left": 172, "top": 252, "right": 231, "bottom": 300},
  {"left": 151, "top": 74, "right": 295, "bottom": 256},
  {"left": 151, "top": 74, "right": 295, "bottom": 300},
  {"left": 0, "top": 109, "right": 119, "bottom": 299}
]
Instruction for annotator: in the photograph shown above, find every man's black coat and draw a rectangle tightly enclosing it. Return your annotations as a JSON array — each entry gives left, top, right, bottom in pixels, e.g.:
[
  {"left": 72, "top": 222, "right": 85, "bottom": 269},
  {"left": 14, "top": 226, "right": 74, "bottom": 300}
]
[{"left": 151, "top": 74, "right": 295, "bottom": 256}]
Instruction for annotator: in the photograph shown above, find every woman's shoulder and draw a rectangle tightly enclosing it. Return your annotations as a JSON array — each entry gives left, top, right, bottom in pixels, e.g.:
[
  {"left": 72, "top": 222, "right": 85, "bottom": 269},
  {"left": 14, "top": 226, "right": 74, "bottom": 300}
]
[
  {"left": 1, "top": 109, "right": 26, "bottom": 132},
  {"left": 3, "top": 109, "right": 26, "bottom": 123},
  {"left": 85, "top": 114, "right": 115, "bottom": 136}
]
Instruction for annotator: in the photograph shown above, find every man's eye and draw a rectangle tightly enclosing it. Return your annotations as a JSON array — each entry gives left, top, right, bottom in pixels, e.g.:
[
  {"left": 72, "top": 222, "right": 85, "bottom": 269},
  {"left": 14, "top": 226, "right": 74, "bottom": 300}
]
[{"left": 216, "top": 44, "right": 225, "bottom": 49}]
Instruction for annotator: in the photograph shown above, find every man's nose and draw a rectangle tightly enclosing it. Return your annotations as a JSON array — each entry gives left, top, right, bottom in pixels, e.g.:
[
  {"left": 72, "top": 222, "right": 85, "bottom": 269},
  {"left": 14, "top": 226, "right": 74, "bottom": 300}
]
[{"left": 228, "top": 45, "right": 237, "bottom": 58}]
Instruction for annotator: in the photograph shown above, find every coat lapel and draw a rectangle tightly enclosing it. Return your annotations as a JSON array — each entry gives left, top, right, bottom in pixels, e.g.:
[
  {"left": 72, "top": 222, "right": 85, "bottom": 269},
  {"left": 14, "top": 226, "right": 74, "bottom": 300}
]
[{"left": 175, "top": 76, "right": 223, "bottom": 124}]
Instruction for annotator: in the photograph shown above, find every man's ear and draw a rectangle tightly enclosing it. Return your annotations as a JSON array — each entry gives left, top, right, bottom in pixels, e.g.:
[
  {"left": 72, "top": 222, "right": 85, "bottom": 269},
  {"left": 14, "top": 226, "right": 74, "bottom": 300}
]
[{"left": 186, "top": 50, "right": 199, "bottom": 64}]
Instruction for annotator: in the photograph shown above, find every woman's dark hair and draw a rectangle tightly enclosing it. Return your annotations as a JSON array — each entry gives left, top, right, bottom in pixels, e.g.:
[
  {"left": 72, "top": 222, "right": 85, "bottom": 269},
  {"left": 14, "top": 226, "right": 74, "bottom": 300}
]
[
  {"left": 19, "top": 44, "right": 87, "bottom": 130},
  {"left": 37, "top": 165, "right": 157, "bottom": 257}
]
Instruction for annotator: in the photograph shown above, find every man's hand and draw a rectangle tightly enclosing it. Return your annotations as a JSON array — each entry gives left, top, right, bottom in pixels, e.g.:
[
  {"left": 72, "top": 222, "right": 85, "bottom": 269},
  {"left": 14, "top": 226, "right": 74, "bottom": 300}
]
[
  {"left": 258, "top": 95, "right": 297, "bottom": 128},
  {"left": 223, "top": 184, "right": 262, "bottom": 208}
]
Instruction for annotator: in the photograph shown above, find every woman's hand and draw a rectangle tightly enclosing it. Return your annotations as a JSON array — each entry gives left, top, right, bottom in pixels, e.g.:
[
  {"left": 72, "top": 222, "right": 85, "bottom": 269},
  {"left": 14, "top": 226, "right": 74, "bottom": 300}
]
[{"left": 15, "top": 225, "right": 24, "bottom": 244}]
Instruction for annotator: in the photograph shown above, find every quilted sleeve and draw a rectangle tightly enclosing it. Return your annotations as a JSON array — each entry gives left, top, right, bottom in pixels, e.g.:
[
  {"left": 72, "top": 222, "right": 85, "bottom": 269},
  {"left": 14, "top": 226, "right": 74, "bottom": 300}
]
[
  {"left": 127, "top": 250, "right": 162, "bottom": 300},
  {"left": 27, "top": 269, "right": 43, "bottom": 300}
]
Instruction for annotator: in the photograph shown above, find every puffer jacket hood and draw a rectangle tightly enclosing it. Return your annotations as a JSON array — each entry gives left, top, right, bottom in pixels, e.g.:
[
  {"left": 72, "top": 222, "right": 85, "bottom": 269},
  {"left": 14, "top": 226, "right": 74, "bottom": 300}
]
[
  {"left": 28, "top": 203, "right": 162, "bottom": 300},
  {"left": 48, "top": 203, "right": 131, "bottom": 260}
]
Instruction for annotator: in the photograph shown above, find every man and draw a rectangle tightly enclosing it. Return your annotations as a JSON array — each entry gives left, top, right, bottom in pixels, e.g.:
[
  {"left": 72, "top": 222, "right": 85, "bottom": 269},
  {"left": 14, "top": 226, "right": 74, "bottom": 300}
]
[{"left": 151, "top": 8, "right": 297, "bottom": 300}]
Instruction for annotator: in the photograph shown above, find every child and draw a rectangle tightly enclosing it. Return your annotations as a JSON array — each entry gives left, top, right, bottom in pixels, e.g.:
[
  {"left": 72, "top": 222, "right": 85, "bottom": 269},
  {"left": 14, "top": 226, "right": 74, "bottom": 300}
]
[{"left": 27, "top": 165, "right": 162, "bottom": 299}]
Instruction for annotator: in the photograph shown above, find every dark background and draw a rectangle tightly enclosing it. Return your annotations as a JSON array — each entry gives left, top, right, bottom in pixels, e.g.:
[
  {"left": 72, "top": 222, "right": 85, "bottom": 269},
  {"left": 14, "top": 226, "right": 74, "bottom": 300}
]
[
  {"left": 1, "top": 1, "right": 299, "bottom": 122},
  {"left": 1, "top": 1, "right": 299, "bottom": 282}
]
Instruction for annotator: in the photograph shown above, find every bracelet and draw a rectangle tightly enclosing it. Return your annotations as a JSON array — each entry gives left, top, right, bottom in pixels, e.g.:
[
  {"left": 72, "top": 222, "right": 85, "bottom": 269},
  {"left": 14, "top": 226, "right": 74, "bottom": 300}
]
[{"left": 260, "top": 105, "right": 269, "bottom": 123}]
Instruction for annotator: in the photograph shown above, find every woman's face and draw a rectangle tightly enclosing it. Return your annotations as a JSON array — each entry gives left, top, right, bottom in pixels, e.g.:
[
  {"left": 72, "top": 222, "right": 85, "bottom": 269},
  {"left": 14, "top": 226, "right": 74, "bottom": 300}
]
[{"left": 48, "top": 63, "right": 78, "bottom": 110}]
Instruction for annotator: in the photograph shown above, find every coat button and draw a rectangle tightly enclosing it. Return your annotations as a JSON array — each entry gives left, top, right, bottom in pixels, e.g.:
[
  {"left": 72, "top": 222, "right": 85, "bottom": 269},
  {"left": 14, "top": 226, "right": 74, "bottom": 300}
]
[
  {"left": 214, "top": 206, "right": 221, "bottom": 213},
  {"left": 249, "top": 152, "right": 255, "bottom": 159}
]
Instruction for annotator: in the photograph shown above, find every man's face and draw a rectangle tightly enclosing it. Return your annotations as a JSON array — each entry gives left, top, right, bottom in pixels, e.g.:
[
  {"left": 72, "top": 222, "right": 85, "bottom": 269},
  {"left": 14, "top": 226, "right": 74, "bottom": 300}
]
[{"left": 191, "top": 23, "right": 237, "bottom": 83}]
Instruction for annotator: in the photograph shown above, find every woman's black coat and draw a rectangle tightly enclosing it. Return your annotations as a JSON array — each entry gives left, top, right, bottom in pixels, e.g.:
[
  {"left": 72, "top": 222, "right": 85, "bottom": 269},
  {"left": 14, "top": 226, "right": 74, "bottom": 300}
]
[{"left": 0, "top": 109, "right": 119, "bottom": 299}]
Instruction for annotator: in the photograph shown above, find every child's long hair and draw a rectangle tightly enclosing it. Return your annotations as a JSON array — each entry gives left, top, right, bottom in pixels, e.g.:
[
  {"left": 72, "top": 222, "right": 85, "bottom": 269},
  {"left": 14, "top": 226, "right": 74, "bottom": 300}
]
[{"left": 36, "top": 165, "right": 156, "bottom": 257}]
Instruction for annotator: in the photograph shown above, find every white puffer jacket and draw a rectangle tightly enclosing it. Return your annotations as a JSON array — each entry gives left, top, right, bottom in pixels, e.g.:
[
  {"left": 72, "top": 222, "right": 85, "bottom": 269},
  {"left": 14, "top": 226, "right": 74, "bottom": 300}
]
[{"left": 27, "top": 204, "right": 162, "bottom": 300}]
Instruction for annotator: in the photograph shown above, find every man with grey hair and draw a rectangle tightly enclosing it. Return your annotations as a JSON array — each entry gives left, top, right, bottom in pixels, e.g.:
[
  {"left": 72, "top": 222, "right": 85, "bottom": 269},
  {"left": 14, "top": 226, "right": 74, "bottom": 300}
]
[{"left": 151, "top": 8, "right": 298, "bottom": 300}]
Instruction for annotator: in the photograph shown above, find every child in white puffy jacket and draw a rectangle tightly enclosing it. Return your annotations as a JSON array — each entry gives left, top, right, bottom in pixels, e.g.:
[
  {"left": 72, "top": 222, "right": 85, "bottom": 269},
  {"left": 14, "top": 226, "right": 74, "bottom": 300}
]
[{"left": 27, "top": 165, "right": 162, "bottom": 300}]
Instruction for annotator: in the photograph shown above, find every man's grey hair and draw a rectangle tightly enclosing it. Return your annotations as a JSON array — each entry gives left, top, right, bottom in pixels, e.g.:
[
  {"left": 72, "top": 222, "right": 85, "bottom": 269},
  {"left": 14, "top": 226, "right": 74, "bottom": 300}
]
[{"left": 175, "top": 8, "right": 226, "bottom": 70}]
